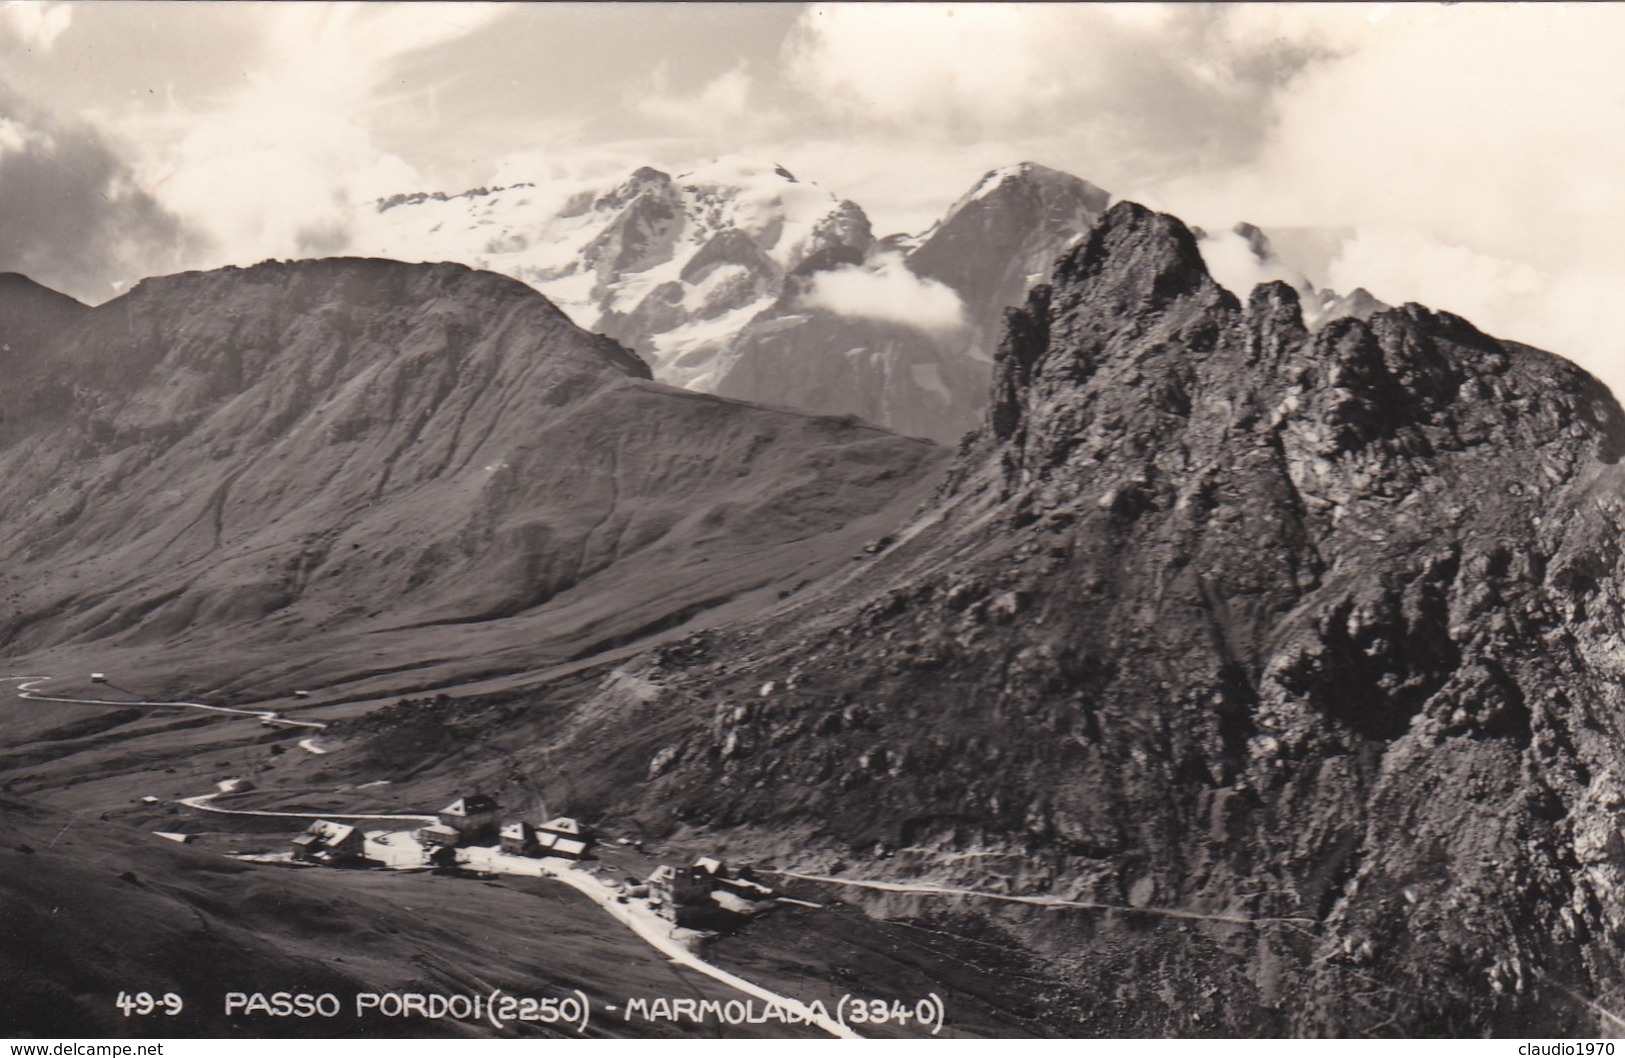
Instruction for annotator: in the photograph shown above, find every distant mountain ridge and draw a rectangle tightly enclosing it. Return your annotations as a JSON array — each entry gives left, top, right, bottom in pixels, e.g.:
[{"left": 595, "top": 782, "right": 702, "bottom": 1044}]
[
  {"left": 350, "top": 158, "right": 1113, "bottom": 442},
  {"left": 0, "top": 257, "right": 943, "bottom": 697},
  {"left": 353, "top": 157, "right": 871, "bottom": 388},
  {"left": 352, "top": 157, "right": 1380, "bottom": 444}
]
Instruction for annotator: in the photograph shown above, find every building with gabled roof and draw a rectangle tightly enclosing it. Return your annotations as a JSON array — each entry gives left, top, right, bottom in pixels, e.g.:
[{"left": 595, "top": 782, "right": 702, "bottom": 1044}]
[
  {"left": 648, "top": 863, "right": 717, "bottom": 925},
  {"left": 500, "top": 820, "right": 539, "bottom": 856},
  {"left": 535, "top": 816, "right": 593, "bottom": 858},
  {"left": 438, "top": 794, "right": 499, "bottom": 840},
  {"left": 538, "top": 815, "right": 587, "bottom": 839},
  {"left": 291, "top": 819, "right": 364, "bottom": 865},
  {"left": 417, "top": 822, "right": 461, "bottom": 848},
  {"left": 534, "top": 830, "right": 588, "bottom": 860}
]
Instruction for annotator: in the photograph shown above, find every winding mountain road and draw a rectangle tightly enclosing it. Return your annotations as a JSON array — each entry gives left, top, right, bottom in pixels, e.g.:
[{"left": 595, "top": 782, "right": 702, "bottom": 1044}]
[
  {"left": 1, "top": 675, "right": 328, "bottom": 730},
  {"left": 767, "top": 869, "right": 1320, "bottom": 928},
  {"left": 177, "top": 790, "right": 437, "bottom": 824},
  {"left": 2, "top": 672, "right": 859, "bottom": 1038},
  {"left": 463, "top": 848, "right": 860, "bottom": 1039}
]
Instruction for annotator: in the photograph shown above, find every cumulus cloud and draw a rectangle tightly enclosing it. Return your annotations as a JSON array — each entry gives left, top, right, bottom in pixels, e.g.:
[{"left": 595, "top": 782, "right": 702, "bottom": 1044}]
[
  {"left": 133, "top": 3, "right": 502, "bottom": 268},
  {"left": 783, "top": 3, "right": 1625, "bottom": 397},
  {"left": 770, "top": 5, "right": 1381, "bottom": 239},
  {"left": 636, "top": 61, "right": 754, "bottom": 131},
  {"left": 784, "top": 4, "right": 1340, "bottom": 185},
  {"left": 1144, "top": 3, "right": 1625, "bottom": 396},
  {"left": 0, "top": 84, "right": 195, "bottom": 301},
  {"left": 0, "top": 1, "right": 71, "bottom": 52},
  {"left": 1196, "top": 227, "right": 1308, "bottom": 303},
  {"left": 799, "top": 253, "right": 966, "bottom": 334}
]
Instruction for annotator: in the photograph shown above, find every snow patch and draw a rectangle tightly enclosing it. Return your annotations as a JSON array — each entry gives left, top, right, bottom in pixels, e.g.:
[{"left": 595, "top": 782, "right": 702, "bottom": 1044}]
[
  {"left": 648, "top": 294, "right": 777, "bottom": 390},
  {"left": 677, "top": 156, "right": 852, "bottom": 271},
  {"left": 355, "top": 157, "right": 871, "bottom": 394},
  {"left": 970, "top": 163, "right": 1033, "bottom": 202}
]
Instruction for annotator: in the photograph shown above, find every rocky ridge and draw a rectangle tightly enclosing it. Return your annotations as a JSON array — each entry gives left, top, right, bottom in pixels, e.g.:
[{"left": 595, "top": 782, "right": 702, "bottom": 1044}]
[{"left": 354, "top": 159, "right": 1381, "bottom": 447}]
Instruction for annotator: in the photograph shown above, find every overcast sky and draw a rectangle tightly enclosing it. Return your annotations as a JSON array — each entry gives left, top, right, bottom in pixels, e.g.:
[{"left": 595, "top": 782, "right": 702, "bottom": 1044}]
[{"left": 4, "top": 2, "right": 1625, "bottom": 394}]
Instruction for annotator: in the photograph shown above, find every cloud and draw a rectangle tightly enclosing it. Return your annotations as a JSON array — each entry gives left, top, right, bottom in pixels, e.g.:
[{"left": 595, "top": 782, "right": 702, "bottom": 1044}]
[
  {"left": 2, "top": 0, "right": 1617, "bottom": 407},
  {"left": 1320, "top": 227, "right": 1625, "bottom": 397},
  {"left": 0, "top": 84, "right": 195, "bottom": 301},
  {"left": 783, "top": 4, "right": 1341, "bottom": 183},
  {"left": 636, "top": 61, "right": 754, "bottom": 131},
  {"left": 799, "top": 253, "right": 966, "bottom": 334},
  {"left": 132, "top": 3, "right": 503, "bottom": 268},
  {"left": 0, "top": 1, "right": 71, "bottom": 52},
  {"left": 768, "top": 4, "right": 1381, "bottom": 239},
  {"left": 1196, "top": 228, "right": 1307, "bottom": 302},
  {"left": 1143, "top": 3, "right": 1625, "bottom": 397},
  {"left": 775, "top": 3, "right": 1624, "bottom": 398}
]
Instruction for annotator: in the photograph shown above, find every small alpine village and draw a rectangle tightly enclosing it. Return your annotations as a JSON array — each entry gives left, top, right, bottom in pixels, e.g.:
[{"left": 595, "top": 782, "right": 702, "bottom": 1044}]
[
  {"left": 274, "top": 792, "right": 777, "bottom": 930},
  {"left": 57, "top": 668, "right": 877, "bottom": 1037},
  {"left": 193, "top": 785, "right": 849, "bottom": 1032}
]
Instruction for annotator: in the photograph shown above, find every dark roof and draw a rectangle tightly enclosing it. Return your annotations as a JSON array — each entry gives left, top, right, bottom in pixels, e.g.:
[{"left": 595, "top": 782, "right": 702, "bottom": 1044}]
[
  {"left": 442, "top": 794, "right": 499, "bottom": 816},
  {"left": 539, "top": 816, "right": 583, "bottom": 836},
  {"left": 306, "top": 820, "right": 359, "bottom": 846}
]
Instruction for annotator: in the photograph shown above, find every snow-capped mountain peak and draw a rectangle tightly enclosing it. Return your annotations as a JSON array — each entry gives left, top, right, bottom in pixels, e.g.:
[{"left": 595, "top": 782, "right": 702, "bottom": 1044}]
[
  {"left": 675, "top": 155, "right": 870, "bottom": 272},
  {"left": 349, "top": 157, "right": 876, "bottom": 388},
  {"left": 348, "top": 158, "right": 1111, "bottom": 441},
  {"left": 968, "top": 161, "right": 1040, "bottom": 202}
]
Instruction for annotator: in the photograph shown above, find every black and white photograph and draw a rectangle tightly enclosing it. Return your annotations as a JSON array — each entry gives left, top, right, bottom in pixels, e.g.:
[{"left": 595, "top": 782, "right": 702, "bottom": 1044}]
[{"left": 3, "top": 0, "right": 1625, "bottom": 1042}]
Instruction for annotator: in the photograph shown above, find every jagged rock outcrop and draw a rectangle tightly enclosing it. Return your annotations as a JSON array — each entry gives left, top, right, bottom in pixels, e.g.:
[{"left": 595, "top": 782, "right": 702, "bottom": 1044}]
[
  {"left": 1202, "top": 221, "right": 1388, "bottom": 330},
  {"left": 555, "top": 201, "right": 1625, "bottom": 1033},
  {"left": 579, "top": 168, "right": 683, "bottom": 284}
]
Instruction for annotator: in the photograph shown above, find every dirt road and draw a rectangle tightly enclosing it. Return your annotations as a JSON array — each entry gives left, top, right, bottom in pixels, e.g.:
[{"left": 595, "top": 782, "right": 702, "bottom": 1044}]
[{"left": 2, "top": 675, "right": 328, "bottom": 730}]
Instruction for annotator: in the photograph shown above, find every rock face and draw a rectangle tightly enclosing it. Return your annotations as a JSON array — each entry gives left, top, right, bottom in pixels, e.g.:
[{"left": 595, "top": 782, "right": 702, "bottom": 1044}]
[
  {"left": 910, "top": 161, "right": 1111, "bottom": 359},
  {"left": 0, "top": 273, "right": 89, "bottom": 379},
  {"left": 559, "top": 202, "right": 1625, "bottom": 1033},
  {"left": 710, "top": 163, "right": 1110, "bottom": 442},
  {"left": 0, "top": 258, "right": 944, "bottom": 695}
]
